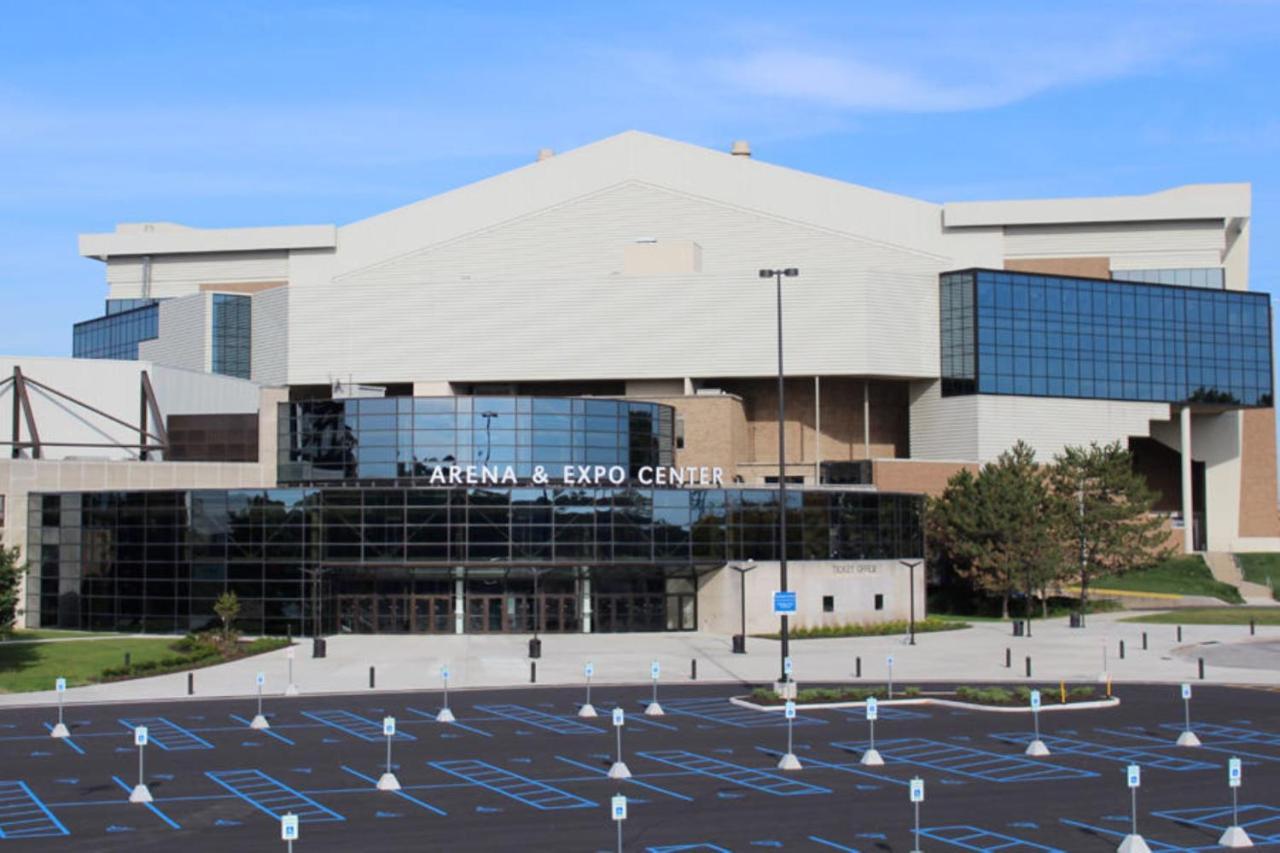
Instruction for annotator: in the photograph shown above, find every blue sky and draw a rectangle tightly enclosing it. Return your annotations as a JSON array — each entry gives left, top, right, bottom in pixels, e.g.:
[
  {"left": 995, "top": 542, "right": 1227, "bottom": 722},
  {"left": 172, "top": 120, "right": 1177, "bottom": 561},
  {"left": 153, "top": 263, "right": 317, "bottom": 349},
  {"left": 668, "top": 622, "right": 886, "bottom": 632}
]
[{"left": 2, "top": 1, "right": 1279, "bottom": 355}]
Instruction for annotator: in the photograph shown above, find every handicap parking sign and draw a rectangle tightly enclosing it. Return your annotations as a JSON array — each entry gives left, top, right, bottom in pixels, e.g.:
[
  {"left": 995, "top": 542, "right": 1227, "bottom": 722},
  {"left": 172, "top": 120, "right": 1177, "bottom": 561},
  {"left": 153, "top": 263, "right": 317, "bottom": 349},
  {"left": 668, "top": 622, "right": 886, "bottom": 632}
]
[
  {"left": 783, "top": 657, "right": 793, "bottom": 676},
  {"left": 383, "top": 716, "right": 396, "bottom": 738},
  {"left": 134, "top": 726, "right": 148, "bottom": 747},
  {"left": 866, "top": 697, "right": 878, "bottom": 721},
  {"left": 55, "top": 677, "right": 66, "bottom": 693},
  {"left": 1127, "top": 764, "right": 1141, "bottom": 788},
  {"left": 1229, "top": 757, "right": 1242, "bottom": 788},
  {"left": 281, "top": 813, "right": 299, "bottom": 840},
  {"left": 1181, "top": 683, "right": 1191, "bottom": 700},
  {"left": 611, "top": 794, "right": 627, "bottom": 821},
  {"left": 1030, "top": 689, "right": 1041, "bottom": 710},
  {"left": 784, "top": 700, "right": 796, "bottom": 720},
  {"left": 909, "top": 777, "right": 924, "bottom": 802},
  {"left": 613, "top": 708, "right": 625, "bottom": 727},
  {"left": 585, "top": 662, "right": 594, "bottom": 678},
  {"left": 651, "top": 661, "right": 660, "bottom": 679},
  {"left": 256, "top": 672, "right": 265, "bottom": 687},
  {"left": 442, "top": 665, "right": 450, "bottom": 680}
]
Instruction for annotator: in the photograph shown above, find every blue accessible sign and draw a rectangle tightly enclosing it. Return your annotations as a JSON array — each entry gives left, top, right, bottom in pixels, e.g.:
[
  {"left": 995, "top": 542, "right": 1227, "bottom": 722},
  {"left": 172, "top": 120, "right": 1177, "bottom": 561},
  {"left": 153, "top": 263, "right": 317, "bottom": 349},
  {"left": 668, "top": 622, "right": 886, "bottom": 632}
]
[{"left": 772, "top": 591, "right": 798, "bottom": 614}]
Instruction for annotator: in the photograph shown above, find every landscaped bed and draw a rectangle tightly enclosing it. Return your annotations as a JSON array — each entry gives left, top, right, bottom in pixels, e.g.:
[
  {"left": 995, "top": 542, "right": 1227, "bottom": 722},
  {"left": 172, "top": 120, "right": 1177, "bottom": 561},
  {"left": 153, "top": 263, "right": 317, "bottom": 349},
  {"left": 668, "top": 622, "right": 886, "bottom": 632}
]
[
  {"left": 741, "top": 682, "right": 1110, "bottom": 711},
  {"left": 755, "top": 617, "right": 969, "bottom": 640}
]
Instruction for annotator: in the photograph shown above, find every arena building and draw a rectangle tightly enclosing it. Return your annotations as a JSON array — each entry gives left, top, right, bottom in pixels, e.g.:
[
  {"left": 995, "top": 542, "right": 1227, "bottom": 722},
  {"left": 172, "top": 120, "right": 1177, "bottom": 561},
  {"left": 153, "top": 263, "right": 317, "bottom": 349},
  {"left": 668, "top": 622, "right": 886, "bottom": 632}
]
[{"left": 2, "top": 131, "right": 1274, "bottom": 636}]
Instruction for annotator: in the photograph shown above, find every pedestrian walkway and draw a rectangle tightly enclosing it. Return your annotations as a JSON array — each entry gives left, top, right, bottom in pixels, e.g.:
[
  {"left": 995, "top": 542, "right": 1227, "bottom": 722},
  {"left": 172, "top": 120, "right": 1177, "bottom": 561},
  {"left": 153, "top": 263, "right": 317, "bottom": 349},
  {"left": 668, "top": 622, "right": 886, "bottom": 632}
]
[{"left": 1, "top": 612, "right": 1276, "bottom": 708}]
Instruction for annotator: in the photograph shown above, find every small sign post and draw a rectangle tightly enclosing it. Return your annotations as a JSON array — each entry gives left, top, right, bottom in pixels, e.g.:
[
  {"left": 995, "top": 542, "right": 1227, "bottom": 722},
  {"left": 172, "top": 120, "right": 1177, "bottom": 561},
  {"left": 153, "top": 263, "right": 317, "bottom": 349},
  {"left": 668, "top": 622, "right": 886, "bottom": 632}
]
[
  {"left": 50, "top": 677, "right": 69, "bottom": 738},
  {"left": 281, "top": 812, "right": 299, "bottom": 852},
  {"left": 250, "top": 671, "right": 270, "bottom": 729},
  {"left": 1118, "top": 764, "right": 1150, "bottom": 853},
  {"left": 285, "top": 645, "right": 299, "bottom": 696},
  {"left": 1176, "top": 683, "right": 1200, "bottom": 747},
  {"left": 611, "top": 794, "right": 627, "bottom": 853},
  {"left": 608, "top": 708, "right": 631, "bottom": 779},
  {"left": 909, "top": 777, "right": 924, "bottom": 853},
  {"left": 377, "top": 716, "right": 401, "bottom": 791},
  {"left": 1219, "top": 757, "right": 1252, "bottom": 848},
  {"left": 777, "top": 699, "right": 802, "bottom": 770},
  {"left": 886, "top": 655, "right": 895, "bottom": 700},
  {"left": 579, "top": 661, "right": 598, "bottom": 718},
  {"left": 129, "top": 725, "right": 152, "bottom": 803},
  {"left": 1026, "top": 689, "right": 1050, "bottom": 756},
  {"left": 645, "top": 660, "right": 664, "bottom": 716},
  {"left": 860, "top": 696, "right": 883, "bottom": 766},
  {"left": 436, "top": 664, "right": 455, "bottom": 723}
]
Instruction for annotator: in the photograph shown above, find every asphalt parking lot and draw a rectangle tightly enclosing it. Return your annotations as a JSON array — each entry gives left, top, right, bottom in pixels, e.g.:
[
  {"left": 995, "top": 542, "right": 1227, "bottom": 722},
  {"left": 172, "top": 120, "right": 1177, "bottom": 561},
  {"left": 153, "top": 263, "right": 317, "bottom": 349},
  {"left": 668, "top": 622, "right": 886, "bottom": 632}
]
[{"left": 0, "top": 682, "right": 1276, "bottom": 851}]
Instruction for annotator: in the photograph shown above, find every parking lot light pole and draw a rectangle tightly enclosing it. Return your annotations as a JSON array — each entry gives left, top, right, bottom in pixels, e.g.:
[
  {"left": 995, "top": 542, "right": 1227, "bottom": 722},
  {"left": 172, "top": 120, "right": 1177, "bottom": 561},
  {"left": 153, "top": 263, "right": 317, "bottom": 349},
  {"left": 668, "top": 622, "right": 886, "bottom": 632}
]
[
  {"left": 759, "top": 267, "right": 798, "bottom": 683},
  {"left": 731, "top": 560, "right": 756, "bottom": 654},
  {"left": 899, "top": 560, "right": 921, "bottom": 645}
]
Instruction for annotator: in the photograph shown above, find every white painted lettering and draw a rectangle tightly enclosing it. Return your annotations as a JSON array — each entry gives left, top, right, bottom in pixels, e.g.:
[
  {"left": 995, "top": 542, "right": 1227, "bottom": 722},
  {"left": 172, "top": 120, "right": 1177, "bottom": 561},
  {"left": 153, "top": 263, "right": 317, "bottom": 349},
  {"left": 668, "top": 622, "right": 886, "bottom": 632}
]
[
  {"left": 429, "top": 466, "right": 446, "bottom": 485},
  {"left": 712, "top": 467, "right": 724, "bottom": 486},
  {"left": 637, "top": 466, "right": 653, "bottom": 485},
  {"left": 608, "top": 465, "right": 626, "bottom": 485},
  {"left": 448, "top": 466, "right": 463, "bottom": 485}
]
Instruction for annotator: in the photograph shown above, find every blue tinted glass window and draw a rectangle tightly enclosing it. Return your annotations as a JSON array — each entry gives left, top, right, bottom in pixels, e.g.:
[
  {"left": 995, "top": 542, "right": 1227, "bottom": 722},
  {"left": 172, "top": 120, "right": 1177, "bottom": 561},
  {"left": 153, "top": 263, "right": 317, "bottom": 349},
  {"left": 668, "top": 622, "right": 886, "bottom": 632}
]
[{"left": 211, "top": 294, "right": 251, "bottom": 379}]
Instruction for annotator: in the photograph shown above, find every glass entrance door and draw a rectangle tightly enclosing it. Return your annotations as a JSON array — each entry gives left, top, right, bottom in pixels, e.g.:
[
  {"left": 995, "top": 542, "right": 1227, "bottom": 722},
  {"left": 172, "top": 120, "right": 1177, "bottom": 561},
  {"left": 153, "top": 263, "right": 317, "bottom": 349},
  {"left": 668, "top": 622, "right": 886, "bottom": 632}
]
[
  {"left": 337, "top": 596, "right": 376, "bottom": 633},
  {"left": 412, "top": 595, "right": 453, "bottom": 633},
  {"left": 466, "top": 596, "right": 505, "bottom": 632}
]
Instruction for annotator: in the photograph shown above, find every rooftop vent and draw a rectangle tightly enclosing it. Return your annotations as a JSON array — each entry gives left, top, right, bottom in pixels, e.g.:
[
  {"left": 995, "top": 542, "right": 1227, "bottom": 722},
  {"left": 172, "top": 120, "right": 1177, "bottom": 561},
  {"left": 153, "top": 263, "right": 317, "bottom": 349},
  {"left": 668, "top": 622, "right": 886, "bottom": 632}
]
[
  {"left": 730, "top": 140, "right": 751, "bottom": 157},
  {"left": 536, "top": 148, "right": 555, "bottom": 162}
]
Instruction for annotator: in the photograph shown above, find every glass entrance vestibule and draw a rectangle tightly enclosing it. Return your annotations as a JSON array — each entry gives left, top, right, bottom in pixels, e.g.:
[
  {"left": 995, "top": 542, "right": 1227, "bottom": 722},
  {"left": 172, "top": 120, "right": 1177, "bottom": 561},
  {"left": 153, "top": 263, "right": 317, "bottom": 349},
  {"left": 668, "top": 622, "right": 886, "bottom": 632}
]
[{"left": 324, "top": 566, "right": 698, "bottom": 634}]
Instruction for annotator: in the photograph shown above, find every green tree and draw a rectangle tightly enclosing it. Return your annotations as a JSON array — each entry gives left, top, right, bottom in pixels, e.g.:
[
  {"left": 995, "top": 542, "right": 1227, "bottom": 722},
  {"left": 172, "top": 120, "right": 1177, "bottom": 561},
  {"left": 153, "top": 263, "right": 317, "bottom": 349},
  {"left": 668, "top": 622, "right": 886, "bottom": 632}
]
[
  {"left": 213, "top": 591, "right": 240, "bottom": 644},
  {"left": 1048, "top": 441, "right": 1172, "bottom": 626},
  {"left": 0, "top": 546, "right": 24, "bottom": 635},
  {"left": 928, "top": 441, "right": 1062, "bottom": 619}
]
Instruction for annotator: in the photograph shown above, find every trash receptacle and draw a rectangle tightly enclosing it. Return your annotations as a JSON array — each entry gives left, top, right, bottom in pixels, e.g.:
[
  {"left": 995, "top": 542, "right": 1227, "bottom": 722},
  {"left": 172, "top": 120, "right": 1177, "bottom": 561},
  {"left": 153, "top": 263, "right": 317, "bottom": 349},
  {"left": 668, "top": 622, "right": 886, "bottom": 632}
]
[
  {"left": 731, "top": 634, "right": 746, "bottom": 654},
  {"left": 528, "top": 637, "right": 542, "bottom": 659},
  {"left": 312, "top": 637, "right": 327, "bottom": 658},
  {"left": 1069, "top": 613, "right": 1083, "bottom": 629},
  {"left": 1012, "top": 620, "right": 1025, "bottom": 637}
]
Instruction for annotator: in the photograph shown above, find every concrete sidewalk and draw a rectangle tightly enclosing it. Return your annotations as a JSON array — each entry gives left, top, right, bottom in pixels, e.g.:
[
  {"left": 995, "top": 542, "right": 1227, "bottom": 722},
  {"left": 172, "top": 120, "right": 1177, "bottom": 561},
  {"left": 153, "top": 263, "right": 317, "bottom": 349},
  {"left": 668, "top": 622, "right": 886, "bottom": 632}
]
[{"left": 2, "top": 612, "right": 1277, "bottom": 709}]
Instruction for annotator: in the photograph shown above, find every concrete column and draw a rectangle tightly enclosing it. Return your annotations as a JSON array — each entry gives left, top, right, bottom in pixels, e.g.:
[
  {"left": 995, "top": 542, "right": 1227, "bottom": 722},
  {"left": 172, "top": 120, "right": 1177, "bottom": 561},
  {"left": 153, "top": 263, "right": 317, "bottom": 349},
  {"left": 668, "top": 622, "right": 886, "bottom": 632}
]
[
  {"left": 863, "top": 380, "right": 871, "bottom": 459},
  {"left": 581, "top": 569, "right": 593, "bottom": 634},
  {"left": 1180, "top": 407, "right": 1194, "bottom": 553},
  {"left": 454, "top": 568, "right": 465, "bottom": 634}
]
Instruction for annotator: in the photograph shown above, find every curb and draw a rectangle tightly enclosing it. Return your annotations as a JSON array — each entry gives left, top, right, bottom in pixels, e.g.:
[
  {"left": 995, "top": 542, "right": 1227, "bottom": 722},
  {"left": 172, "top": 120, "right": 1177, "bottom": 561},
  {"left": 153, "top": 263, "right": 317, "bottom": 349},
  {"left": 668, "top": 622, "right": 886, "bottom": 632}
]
[{"left": 729, "top": 694, "right": 1122, "bottom": 714}]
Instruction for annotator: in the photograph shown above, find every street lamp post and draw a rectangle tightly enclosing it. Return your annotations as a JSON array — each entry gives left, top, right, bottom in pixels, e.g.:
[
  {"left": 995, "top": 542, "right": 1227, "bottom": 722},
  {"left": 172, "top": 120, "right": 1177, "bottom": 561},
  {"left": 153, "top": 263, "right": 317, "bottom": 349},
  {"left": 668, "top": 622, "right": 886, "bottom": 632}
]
[
  {"left": 759, "top": 267, "right": 799, "bottom": 683},
  {"left": 730, "top": 560, "right": 756, "bottom": 654},
  {"left": 899, "top": 560, "right": 922, "bottom": 646}
]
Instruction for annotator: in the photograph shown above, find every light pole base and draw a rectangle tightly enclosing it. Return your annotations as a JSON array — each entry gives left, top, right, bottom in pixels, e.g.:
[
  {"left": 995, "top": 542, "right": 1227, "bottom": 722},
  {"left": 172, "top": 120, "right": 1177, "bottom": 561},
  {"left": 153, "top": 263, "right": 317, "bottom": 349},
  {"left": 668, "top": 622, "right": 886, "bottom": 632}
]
[
  {"left": 1118, "top": 833, "right": 1152, "bottom": 853},
  {"left": 49, "top": 723, "right": 69, "bottom": 739},
  {"left": 578, "top": 703, "right": 598, "bottom": 718},
  {"left": 129, "top": 783, "right": 153, "bottom": 804},
  {"left": 284, "top": 684, "right": 300, "bottom": 697},
  {"left": 376, "top": 772, "right": 401, "bottom": 791},
  {"left": 644, "top": 702, "right": 665, "bottom": 716},
  {"left": 1218, "top": 825, "right": 1253, "bottom": 848},
  {"left": 1176, "top": 730, "right": 1201, "bottom": 747},
  {"left": 249, "top": 714, "right": 270, "bottom": 730},
  {"left": 859, "top": 748, "right": 884, "bottom": 766},
  {"left": 773, "top": 681, "right": 797, "bottom": 700},
  {"left": 1025, "top": 739, "right": 1051, "bottom": 757},
  {"left": 436, "top": 707, "right": 455, "bottom": 723},
  {"left": 776, "top": 752, "right": 802, "bottom": 771},
  {"left": 607, "top": 761, "right": 631, "bottom": 780}
]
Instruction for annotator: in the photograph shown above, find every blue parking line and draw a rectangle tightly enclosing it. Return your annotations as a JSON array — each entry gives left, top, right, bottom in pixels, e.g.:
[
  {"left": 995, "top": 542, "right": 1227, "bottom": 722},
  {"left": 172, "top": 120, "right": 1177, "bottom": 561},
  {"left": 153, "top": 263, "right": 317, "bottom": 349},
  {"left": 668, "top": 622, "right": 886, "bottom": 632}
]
[
  {"left": 987, "top": 732, "right": 1215, "bottom": 771},
  {"left": 206, "top": 769, "right": 344, "bottom": 822},
  {"left": 117, "top": 717, "right": 213, "bottom": 751},
  {"left": 1059, "top": 818, "right": 1199, "bottom": 852},
  {"left": 648, "top": 845, "right": 734, "bottom": 852},
  {"left": 1159, "top": 722, "right": 1280, "bottom": 746},
  {"left": 831, "top": 738, "right": 1097, "bottom": 784},
  {"left": 110, "top": 775, "right": 180, "bottom": 830},
  {"left": 809, "top": 837, "right": 861, "bottom": 852},
  {"left": 42, "top": 723, "right": 85, "bottom": 755},
  {"left": 475, "top": 704, "right": 602, "bottom": 735},
  {"left": 1154, "top": 804, "right": 1280, "bottom": 840},
  {"left": 626, "top": 713, "right": 680, "bottom": 733},
  {"left": 339, "top": 766, "right": 448, "bottom": 816},
  {"left": 919, "top": 825, "right": 1064, "bottom": 851},
  {"left": 301, "top": 710, "right": 417, "bottom": 743},
  {"left": 0, "top": 780, "right": 70, "bottom": 839},
  {"left": 554, "top": 755, "right": 694, "bottom": 802},
  {"left": 429, "top": 759, "right": 595, "bottom": 810},
  {"left": 637, "top": 750, "right": 831, "bottom": 796},
  {"left": 1098, "top": 726, "right": 1280, "bottom": 764},
  {"left": 229, "top": 714, "right": 296, "bottom": 746},
  {"left": 404, "top": 707, "right": 494, "bottom": 738},
  {"left": 753, "top": 747, "right": 909, "bottom": 787}
]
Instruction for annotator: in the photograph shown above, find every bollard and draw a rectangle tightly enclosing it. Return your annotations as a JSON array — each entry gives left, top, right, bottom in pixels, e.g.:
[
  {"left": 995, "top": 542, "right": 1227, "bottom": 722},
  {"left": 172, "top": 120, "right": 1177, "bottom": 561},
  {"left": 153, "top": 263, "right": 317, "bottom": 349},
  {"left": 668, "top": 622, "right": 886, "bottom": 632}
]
[
  {"left": 187, "top": 672, "right": 194, "bottom": 696},
  {"left": 1006, "top": 648, "right": 1012, "bottom": 669},
  {"left": 124, "top": 652, "right": 132, "bottom": 668},
  {"left": 1177, "top": 625, "right": 1183, "bottom": 642},
  {"left": 530, "top": 661, "right": 537, "bottom": 684},
  {"left": 369, "top": 666, "right": 375, "bottom": 689},
  {"left": 1025, "top": 656, "right": 1032, "bottom": 678},
  {"left": 1250, "top": 619, "right": 1256, "bottom": 636},
  {"left": 690, "top": 659, "right": 697, "bottom": 681},
  {"left": 1119, "top": 640, "right": 1125, "bottom": 660},
  {"left": 1142, "top": 632, "right": 1148, "bottom": 651},
  {"left": 1198, "top": 658, "right": 1205, "bottom": 680},
  {"left": 855, "top": 657, "right": 861, "bottom": 679}
]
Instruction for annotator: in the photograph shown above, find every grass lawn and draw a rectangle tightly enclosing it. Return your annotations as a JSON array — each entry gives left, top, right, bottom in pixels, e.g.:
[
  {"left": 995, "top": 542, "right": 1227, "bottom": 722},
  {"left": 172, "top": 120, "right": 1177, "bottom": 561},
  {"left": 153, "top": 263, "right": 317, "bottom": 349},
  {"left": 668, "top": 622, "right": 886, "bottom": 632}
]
[
  {"left": 0, "top": 637, "right": 187, "bottom": 693},
  {"left": 2, "top": 629, "right": 116, "bottom": 642},
  {"left": 1121, "top": 607, "right": 1280, "bottom": 625},
  {"left": 1101, "top": 556, "right": 1244, "bottom": 604},
  {"left": 1235, "top": 553, "right": 1280, "bottom": 599}
]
